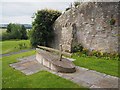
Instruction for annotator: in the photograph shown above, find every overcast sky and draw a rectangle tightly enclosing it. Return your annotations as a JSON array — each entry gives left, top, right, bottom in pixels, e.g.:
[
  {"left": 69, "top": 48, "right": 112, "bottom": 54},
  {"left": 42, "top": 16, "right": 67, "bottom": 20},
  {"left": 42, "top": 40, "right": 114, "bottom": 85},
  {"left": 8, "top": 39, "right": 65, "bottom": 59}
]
[
  {"left": 1, "top": 0, "right": 77, "bottom": 24},
  {"left": 1, "top": 0, "right": 118, "bottom": 24}
]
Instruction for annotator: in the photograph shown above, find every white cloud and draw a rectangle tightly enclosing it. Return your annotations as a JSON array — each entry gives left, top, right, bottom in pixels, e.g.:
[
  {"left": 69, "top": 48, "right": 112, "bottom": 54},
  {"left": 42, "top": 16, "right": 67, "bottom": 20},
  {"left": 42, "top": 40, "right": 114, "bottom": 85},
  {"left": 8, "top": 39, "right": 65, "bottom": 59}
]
[
  {"left": 1, "top": 0, "right": 119, "bottom": 2},
  {"left": 1, "top": 0, "right": 75, "bottom": 3},
  {"left": 1, "top": 2, "right": 72, "bottom": 24},
  {"left": 1, "top": 0, "right": 118, "bottom": 24},
  {"left": 2, "top": 16, "right": 32, "bottom": 24}
]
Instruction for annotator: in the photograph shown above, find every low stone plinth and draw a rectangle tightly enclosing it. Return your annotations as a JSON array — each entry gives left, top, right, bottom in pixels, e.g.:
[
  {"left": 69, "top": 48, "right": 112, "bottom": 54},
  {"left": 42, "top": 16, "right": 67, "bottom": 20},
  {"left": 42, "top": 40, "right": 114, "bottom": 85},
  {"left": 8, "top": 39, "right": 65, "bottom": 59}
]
[{"left": 36, "top": 48, "right": 76, "bottom": 73}]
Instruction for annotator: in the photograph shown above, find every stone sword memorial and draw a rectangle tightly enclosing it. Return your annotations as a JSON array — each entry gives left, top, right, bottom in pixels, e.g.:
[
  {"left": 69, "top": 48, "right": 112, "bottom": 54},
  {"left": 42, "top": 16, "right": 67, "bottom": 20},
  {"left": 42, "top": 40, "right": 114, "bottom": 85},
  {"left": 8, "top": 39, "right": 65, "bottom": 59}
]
[{"left": 36, "top": 45, "right": 76, "bottom": 73}]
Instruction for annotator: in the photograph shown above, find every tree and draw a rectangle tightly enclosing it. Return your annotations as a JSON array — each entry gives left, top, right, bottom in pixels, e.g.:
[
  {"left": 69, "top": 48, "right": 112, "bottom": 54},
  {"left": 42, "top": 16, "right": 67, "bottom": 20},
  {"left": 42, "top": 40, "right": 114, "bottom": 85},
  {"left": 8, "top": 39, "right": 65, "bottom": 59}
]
[
  {"left": 10, "top": 24, "right": 21, "bottom": 39},
  {"left": 30, "top": 9, "right": 61, "bottom": 47},
  {"left": 20, "top": 25, "right": 28, "bottom": 39},
  {"left": 3, "top": 23, "right": 28, "bottom": 40},
  {"left": 6, "top": 23, "right": 12, "bottom": 33}
]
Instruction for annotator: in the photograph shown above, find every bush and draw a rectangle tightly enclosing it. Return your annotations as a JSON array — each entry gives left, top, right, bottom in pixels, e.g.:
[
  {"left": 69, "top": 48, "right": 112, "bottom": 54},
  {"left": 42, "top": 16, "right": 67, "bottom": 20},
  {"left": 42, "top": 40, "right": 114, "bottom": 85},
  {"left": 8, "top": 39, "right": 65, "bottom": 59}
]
[
  {"left": 27, "top": 29, "right": 32, "bottom": 39},
  {"left": 18, "top": 43, "right": 27, "bottom": 49},
  {"left": 82, "top": 48, "right": 89, "bottom": 55},
  {"left": 72, "top": 44, "right": 83, "bottom": 52},
  {"left": 3, "top": 23, "right": 28, "bottom": 40},
  {"left": 91, "top": 50, "right": 100, "bottom": 57},
  {"left": 109, "top": 18, "right": 116, "bottom": 25},
  {"left": 30, "top": 9, "right": 61, "bottom": 47},
  {"left": 2, "top": 32, "right": 12, "bottom": 41},
  {"left": 72, "top": 43, "right": 119, "bottom": 60}
]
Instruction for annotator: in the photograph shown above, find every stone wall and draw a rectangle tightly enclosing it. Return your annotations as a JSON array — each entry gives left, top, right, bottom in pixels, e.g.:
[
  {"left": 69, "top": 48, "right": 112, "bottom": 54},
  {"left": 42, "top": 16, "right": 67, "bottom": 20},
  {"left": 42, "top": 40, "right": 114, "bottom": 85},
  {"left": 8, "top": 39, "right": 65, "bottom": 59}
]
[{"left": 51, "top": 2, "right": 120, "bottom": 53}]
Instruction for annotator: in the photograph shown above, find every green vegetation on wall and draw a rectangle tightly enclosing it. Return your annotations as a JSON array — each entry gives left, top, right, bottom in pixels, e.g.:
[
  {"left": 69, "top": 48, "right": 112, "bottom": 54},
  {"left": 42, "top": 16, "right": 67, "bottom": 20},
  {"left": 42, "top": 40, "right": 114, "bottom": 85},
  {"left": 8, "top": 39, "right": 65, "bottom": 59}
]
[
  {"left": 72, "top": 44, "right": 119, "bottom": 61},
  {"left": 30, "top": 9, "right": 61, "bottom": 47},
  {"left": 73, "top": 1, "right": 81, "bottom": 7}
]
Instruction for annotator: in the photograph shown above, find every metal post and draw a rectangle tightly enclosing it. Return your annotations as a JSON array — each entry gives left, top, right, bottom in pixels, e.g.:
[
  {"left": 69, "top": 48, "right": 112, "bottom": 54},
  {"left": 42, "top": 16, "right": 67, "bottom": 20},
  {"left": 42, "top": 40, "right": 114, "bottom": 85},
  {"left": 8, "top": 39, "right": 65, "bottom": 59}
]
[{"left": 59, "top": 44, "right": 62, "bottom": 61}]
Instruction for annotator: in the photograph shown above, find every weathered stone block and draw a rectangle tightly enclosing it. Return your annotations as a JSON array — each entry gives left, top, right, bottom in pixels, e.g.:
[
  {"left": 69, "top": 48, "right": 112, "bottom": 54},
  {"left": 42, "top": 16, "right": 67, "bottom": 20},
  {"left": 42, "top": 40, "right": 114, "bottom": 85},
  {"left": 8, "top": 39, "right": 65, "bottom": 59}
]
[{"left": 36, "top": 48, "right": 76, "bottom": 73}]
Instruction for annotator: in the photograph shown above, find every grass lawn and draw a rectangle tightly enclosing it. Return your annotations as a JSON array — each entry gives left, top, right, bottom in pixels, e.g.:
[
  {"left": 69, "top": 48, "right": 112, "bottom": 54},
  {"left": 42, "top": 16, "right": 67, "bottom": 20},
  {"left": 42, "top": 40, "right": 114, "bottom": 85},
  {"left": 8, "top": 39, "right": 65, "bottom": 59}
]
[
  {"left": 72, "top": 54, "right": 119, "bottom": 77},
  {"left": 2, "top": 50, "right": 85, "bottom": 88},
  {"left": 1, "top": 40, "right": 31, "bottom": 54}
]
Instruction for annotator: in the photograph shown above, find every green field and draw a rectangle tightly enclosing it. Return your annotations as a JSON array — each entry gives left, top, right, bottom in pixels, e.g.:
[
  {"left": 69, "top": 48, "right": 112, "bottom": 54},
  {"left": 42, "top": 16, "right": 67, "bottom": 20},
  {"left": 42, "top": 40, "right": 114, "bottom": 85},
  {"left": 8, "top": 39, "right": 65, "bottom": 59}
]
[
  {"left": 2, "top": 50, "right": 84, "bottom": 88},
  {"left": 72, "top": 54, "right": 119, "bottom": 77},
  {"left": 1, "top": 40, "right": 31, "bottom": 54},
  {"left": 0, "top": 28, "right": 6, "bottom": 36},
  {"left": 0, "top": 29, "right": 32, "bottom": 54}
]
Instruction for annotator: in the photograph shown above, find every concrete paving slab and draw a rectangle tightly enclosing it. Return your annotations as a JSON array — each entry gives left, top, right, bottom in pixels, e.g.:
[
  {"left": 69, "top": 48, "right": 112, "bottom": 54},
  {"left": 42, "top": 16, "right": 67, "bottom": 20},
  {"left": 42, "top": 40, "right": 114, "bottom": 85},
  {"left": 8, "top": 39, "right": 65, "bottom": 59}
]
[
  {"left": 71, "top": 78, "right": 92, "bottom": 88},
  {"left": 89, "top": 70, "right": 107, "bottom": 77},
  {"left": 77, "top": 70, "right": 105, "bottom": 85},
  {"left": 94, "top": 75, "right": 119, "bottom": 88},
  {"left": 90, "top": 85, "right": 101, "bottom": 88},
  {"left": 58, "top": 67, "right": 87, "bottom": 78},
  {"left": 51, "top": 66, "right": 119, "bottom": 88},
  {"left": 10, "top": 55, "right": 48, "bottom": 75},
  {"left": 21, "top": 69, "right": 34, "bottom": 75},
  {"left": 17, "top": 55, "right": 35, "bottom": 61}
]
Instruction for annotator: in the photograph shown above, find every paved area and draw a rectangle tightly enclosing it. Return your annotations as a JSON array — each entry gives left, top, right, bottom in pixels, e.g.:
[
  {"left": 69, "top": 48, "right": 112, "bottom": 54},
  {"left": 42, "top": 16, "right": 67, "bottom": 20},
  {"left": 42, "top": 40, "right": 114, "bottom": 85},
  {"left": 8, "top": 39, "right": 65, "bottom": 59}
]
[
  {"left": 10, "top": 55, "right": 48, "bottom": 75},
  {"left": 10, "top": 55, "right": 119, "bottom": 89},
  {"left": 50, "top": 67, "right": 119, "bottom": 89}
]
